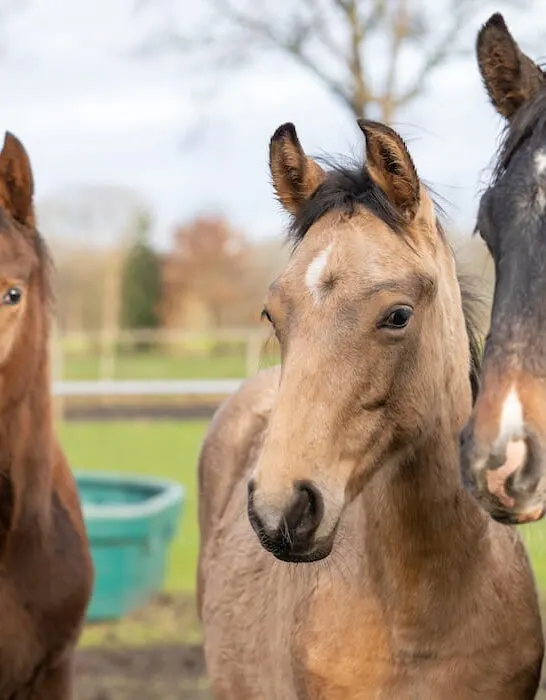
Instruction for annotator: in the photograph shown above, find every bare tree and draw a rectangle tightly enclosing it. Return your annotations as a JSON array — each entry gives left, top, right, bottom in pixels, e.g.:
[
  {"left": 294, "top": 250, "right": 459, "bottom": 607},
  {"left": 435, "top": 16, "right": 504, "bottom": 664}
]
[{"left": 139, "top": 0, "right": 522, "bottom": 123}]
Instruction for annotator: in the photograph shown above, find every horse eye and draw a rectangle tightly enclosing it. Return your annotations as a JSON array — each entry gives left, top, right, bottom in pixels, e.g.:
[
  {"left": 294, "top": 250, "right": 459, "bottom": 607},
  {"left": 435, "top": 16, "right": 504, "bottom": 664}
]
[
  {"left": 380, "top": 306, "right": 413, "bottom": 330},
  {"left": 2, "top": 287, "right": 23, "bottom": 306}
]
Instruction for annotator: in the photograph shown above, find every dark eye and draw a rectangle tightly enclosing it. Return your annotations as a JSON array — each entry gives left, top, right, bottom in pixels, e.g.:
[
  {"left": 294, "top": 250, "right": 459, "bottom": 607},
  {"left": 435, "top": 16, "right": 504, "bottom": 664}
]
[
  {"left": 2, "top": 287, "right": 22, "bottom": 306},
  {"left": 380, "top": 306, "right": 413, "bottom": 330}
]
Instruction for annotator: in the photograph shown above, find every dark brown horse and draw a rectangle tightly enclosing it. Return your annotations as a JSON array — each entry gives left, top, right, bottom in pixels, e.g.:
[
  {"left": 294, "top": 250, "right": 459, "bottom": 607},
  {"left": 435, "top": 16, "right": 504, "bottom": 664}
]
[
  {"left": 461, "top": 13, "right": 546, "bottom": 525},
  {"left": 0, "top": 132, "right": 93, "bottom": 697},
  {"left": 198, "top": 120, "right": 543, "bottom": 699}
]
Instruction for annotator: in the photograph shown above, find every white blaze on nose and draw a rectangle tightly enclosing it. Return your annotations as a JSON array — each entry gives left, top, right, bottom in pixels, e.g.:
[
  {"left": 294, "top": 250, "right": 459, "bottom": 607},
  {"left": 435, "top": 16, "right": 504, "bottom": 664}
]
[
  {"left": 497, "top": 386, "right": 524, "bottom": 444},
  {"left": 305, "top": 243, "right": 333, "bottom": 302},
  {"left": 534, "top": 150, "right": 546, "bottom": 211},
  {"left": 535, "top": 149, "right": 546, "bottom": 176}
]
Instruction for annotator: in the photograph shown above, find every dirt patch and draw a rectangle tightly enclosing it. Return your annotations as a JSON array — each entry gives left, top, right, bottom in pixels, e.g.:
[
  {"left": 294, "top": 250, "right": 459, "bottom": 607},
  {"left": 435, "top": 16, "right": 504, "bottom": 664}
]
[
  {"left": 76, "top": 594, "right": 210, "bottom": 699},
  {"left": 80, "top": 594, "right": 203, "bottom": 649},
  {"left": 75, "top": 645, "right": 210, "bottom": 700}
]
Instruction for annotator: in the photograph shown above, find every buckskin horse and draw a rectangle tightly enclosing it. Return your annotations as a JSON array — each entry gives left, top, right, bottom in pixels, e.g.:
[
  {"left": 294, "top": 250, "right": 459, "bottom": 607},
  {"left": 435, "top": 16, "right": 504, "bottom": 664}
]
[
  {"left": 0, "top": 133, "right": 93, "bottom": 697},
  {"left": 197, "top": 120, "right": 543, "bottom": 698},
  {"left": 461, "top": 13, "right": 546, "bottom": 526}
]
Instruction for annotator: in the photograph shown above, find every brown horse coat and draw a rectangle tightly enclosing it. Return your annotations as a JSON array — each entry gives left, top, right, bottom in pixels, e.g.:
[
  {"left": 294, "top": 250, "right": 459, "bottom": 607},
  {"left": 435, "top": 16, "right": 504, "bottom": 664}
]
[{"left": 0, "top": 133, "right": 93, "bottom": 698}]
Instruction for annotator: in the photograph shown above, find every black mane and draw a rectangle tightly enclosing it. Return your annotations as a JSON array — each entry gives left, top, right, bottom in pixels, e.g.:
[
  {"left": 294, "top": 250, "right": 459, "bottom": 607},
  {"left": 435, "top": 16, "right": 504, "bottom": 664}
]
[
  {"left": 495, "top": 84, "right": 546, "bottom": 180},
  {"left": 459, "top": 276, "right": 485, "bottom": 405},
  {"left": 288, "top": 158, "right": 406, "bottom": 247}
]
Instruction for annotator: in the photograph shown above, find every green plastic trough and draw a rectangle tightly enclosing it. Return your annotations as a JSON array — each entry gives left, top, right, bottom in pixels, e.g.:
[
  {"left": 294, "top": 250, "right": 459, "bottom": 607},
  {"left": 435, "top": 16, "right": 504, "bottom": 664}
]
[{"left": 75, "top": 471, "right": 185, "bottom": 622}]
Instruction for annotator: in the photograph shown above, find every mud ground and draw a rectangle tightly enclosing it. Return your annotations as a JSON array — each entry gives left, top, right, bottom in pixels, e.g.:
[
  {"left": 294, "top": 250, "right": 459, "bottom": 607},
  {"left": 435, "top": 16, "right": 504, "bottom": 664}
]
[
  {"left": 76, "top": 644, "right": 210, "bottom": 699},
  {"left": 75, "top": 594, "right": 211, "bottom": 699}
]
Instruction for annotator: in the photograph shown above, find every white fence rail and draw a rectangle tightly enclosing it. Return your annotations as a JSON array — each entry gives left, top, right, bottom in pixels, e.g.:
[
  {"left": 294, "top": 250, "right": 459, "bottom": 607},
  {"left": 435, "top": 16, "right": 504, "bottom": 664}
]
[
  {"left": 52, "top": 379, "right": 244, "bottom": 398},
  {"left": 52, "top": 327, "right": 274, "bottom": 384}
]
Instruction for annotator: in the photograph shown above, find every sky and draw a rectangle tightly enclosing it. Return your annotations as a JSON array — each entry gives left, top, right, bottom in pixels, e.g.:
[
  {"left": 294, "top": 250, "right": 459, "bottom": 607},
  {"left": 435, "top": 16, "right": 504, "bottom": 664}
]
[{"left": 0, "top": 0, "right": 542, "bottom": 251}]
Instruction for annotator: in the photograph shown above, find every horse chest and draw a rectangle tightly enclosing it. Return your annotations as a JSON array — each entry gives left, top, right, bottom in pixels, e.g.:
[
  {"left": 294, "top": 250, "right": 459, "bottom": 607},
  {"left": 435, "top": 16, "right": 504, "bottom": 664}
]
[
  {"left": 294, "top": 581, "right": 392, "bottom": 699},
  {"left": 294, "top": 578, "right": 539, "bottom": 700},
  {"left": 0, "top": 498, "right": 91, "bottom": 695},
  {"left": 0, "top": 579, "right": 45, "bottom": 696}
]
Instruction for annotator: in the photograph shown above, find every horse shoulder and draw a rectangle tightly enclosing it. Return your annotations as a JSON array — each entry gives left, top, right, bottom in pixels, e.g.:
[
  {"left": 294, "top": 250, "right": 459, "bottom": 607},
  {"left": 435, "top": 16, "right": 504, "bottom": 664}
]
[{"left": 197, "top": 365, "right": 280, "bottom": 615}]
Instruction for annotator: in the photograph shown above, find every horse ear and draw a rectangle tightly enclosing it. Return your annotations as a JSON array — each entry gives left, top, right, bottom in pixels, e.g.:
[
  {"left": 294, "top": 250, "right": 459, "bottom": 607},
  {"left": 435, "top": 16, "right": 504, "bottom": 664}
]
[
  {"left": 477, "top": 13, "right": 544, "bottom": 119},
  {"left": 269, "top": 123, "right": 325, "bottom": 216},
  {"left": 357, "top": 119, "right": 419, "bottom": 221},
  {"left": 0, "top": 132, "right": 35, "bottom": 227}
]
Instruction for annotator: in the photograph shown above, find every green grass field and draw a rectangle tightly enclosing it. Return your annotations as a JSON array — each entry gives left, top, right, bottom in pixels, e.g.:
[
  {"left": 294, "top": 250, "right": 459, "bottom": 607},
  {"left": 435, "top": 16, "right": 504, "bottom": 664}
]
[
  {"left": 521, "top": 527, "right": 546, "bottom": 591},
  {"left": 58, "top": 419, "right": 546, "bottom": 597},
  {"left": 63, "top": 352, "right": 248, "bottom": 380},
  {"left": 59, "top": 345, "right": 281, "bottom": 381}
]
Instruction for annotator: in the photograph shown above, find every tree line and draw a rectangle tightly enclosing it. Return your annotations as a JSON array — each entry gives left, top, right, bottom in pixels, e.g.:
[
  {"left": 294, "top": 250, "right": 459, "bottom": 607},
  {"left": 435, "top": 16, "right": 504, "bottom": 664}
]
[{"left": 53, "top": 213, "right": 288, "bottom": 336}]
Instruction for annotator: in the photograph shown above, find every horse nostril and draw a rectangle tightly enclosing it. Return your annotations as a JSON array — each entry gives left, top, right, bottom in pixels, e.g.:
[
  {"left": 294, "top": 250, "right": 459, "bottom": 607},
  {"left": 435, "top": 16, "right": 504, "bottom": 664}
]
[
  {"left": 285, "top": 480, "right": 324, "bottom": 539},
  {"left": 247, "top": 478, "right": 256, "bottom": 499},
  {"left": 247, "top": 478, "right": 265, "bottom": 534},
  {"left": 247, "top": 478, "right": 258, "bottom": 520}
]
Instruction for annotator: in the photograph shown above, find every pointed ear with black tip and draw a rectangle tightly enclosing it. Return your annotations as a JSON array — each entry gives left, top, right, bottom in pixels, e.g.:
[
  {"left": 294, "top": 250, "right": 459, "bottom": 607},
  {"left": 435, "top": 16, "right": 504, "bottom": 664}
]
[
  {"left": 357, "top": 119, "right": 420, "bottom": 222},
  {"left": 269, "top": 123, "right": 325, "bottom": 216},
  {"left": 0, "top": 132, "right": 35, "bottom": 227},
  {"left": 477, "top": 13, "right": 544, "bottom": 119}
]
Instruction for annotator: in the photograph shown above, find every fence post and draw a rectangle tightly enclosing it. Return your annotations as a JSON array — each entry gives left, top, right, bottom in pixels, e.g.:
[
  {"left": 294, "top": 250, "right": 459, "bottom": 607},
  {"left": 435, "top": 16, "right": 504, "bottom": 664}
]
[
  {"left": 98, "top": 331, "right": 117, "bottom": 382},
  {"left": 98, "top": 246, "right": 123, "bottom": 383}
]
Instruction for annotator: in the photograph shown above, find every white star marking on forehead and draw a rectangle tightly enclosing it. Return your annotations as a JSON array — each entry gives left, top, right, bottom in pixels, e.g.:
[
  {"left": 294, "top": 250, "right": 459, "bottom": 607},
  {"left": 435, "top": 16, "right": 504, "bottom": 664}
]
[{"left": 305, "top": 243, "right": 333, "bottom": 302}]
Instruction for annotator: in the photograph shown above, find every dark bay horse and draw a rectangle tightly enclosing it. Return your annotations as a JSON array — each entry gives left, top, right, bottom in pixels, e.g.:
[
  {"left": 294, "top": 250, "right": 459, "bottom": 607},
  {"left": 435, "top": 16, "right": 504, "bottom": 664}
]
[
  {"left": 0, "top": 133, "right": 93, "bottom": 697},
  {"left": 197, "top": 120, "right": 543, "bottom": 698},
  {"left": 461, "top": 13, "right": 546, "bottom": 525}
]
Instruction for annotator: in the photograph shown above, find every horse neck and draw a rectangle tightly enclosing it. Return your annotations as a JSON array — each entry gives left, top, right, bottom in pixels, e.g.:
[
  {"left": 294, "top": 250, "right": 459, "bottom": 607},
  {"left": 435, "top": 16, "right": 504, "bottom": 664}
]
[
  {"left": 359, "top": 416, "right": 487, "bottom": 615},
  {"left": 0, "top": 321, "right": 53, "bottom": 532}
]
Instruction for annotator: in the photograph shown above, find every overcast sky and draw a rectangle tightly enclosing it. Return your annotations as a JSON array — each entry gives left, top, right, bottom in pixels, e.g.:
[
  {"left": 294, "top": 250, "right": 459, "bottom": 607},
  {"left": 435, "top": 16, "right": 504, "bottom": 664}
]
[{"left": 0, "top": 0, "right": 542, "bottom": 250}]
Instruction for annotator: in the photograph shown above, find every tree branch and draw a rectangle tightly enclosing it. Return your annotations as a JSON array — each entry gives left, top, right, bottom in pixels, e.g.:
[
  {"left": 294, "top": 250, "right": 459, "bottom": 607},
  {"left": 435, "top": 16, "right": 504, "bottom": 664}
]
[
  {"left": 207, "top": 0, "right": 355, "bottom": 111},
  {"left": 395, "top": 0, "right": 478, "bottom": 108},
  {"left": 331, "top": 0, "right": 375, "bottom": 117},
  {"left": 381, "top": 0, "right": 410, "bottom": 122},
  {"left": 139, "top": 0, "right": 528, "bottom": 124},
  {"left": 300, "top": 0, "right": 347, "bottom": 65}
]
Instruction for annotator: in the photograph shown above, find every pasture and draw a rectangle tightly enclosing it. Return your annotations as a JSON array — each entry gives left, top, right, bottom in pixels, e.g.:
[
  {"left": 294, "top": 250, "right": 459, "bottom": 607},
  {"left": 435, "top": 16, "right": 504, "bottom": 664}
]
[
  {"left": 58, "top": 335, "right": 280, "bottom": 382},
  {"left": 62, "top": 418, "right": 546, "bottom": 699},
  {"left": 63, "top": 351, "right": 247, "bottom": 381}
]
